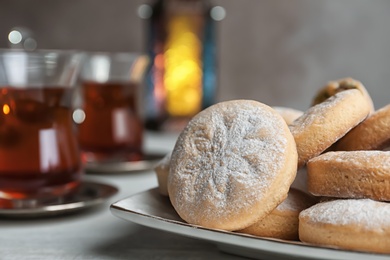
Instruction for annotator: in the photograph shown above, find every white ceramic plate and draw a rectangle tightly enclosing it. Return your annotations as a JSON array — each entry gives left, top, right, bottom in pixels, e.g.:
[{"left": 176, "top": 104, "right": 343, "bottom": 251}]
[{"left": 110, "top": 188, "right": 390, "bottom": 260}]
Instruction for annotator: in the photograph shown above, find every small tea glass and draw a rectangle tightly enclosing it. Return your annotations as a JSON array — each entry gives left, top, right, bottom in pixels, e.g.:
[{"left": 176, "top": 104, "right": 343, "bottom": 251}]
[
  {"left": 74, "top": 52, "right": 148, "bottom": 164},
  {"left": 0, "top": 49, "right": 84, "bottom": 200}
]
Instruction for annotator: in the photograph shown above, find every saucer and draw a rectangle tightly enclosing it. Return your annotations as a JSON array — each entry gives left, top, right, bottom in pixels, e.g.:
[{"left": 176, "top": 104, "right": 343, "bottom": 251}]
[
  {"left": 84, "top": 152, "right": 166, "bottom": 174},
  {"left": 0, "top": 180, "right": 118, "bottom": 218}
]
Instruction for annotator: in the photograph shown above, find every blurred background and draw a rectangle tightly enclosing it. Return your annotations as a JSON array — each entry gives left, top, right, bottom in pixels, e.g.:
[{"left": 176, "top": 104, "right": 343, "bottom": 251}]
[{"left": 1, "top": 0, "right": 389, "bottom": 112}]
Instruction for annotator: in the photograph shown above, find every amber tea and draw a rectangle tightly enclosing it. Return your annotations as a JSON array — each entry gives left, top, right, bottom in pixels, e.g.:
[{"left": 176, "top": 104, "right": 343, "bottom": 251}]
[
  {"left": 0, "top": 87, "right": 81, "bottom": 199},
  {"left": 77, "top": 81, "right": 144, "bottom": 162}
]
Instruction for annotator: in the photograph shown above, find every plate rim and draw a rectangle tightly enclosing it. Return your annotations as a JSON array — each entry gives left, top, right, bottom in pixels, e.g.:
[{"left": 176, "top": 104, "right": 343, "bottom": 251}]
[
  {"left": 110, "top": 188, "right": 390, "bottom": 260},
  {"left": 84, "top": 152, "right": 166, "bottom": 174},
  {"left": 0, "top": 180, "right": 118, "bottom": 217}
]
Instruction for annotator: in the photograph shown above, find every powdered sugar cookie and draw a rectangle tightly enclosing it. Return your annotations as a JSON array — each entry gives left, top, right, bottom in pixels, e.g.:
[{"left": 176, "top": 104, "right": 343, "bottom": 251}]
[
  {"left": 272, "top": 106, "right": 303, "bottom": 125},
  {"left": 311, "top": 77, "right": 375, "bottom": 113},
  {"left": 307, "top": 151, "right": 390, "bottom": 201},
  {"left": 154, "top": 152, "right": 171, "bottom": 196},
  {"left": 289, "top": 89, "right": 370, "bottom": 168},
  {"left": 333, "top": 104, "right": 390, "bottom": 151},
  {"left": 299, "top": 199, "right": 390, "bottom": 254},
  {"left": 168, "top": 100, "right": 298, "bottom": 231},
  {"left": 238, "top": 188, "right": 316, "bottom": 240}
]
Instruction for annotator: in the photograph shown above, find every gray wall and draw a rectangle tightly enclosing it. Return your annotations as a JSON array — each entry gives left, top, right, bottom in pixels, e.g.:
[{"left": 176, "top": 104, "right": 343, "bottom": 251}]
[{"left": 1, "top": 0, "right": 389, "bottom": 111}]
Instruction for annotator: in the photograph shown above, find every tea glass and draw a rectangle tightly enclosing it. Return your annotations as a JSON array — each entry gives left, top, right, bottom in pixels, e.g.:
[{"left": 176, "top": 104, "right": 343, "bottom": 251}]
[
  {"left": 0, "top": 49, "right": 84, "bottom": 200},
  {"left": 74, "top": 52, "right": 147, "bottom": 164}
]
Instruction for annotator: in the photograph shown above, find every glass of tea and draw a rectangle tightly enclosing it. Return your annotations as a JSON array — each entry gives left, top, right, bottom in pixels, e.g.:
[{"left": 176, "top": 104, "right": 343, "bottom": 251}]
[
  {"left": 74, "top": 52, "right": 148, "bottom": 164},
  {"left": 0, "top": 49, "right": 84, "bottom": 200}
]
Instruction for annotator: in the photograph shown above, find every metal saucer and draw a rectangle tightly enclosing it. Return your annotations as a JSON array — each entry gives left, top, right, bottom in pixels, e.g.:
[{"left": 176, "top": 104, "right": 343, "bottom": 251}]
[
  {"left": 84, "top": 152, "right": 166, "bottom": 174},
  {"left": 0, "top": 180, "right": 118, "bottom": 218}
]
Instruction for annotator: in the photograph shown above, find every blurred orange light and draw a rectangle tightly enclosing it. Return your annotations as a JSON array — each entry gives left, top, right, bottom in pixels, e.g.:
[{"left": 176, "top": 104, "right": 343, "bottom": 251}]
[
  {"left": 154, "top": 54, "right": 164, "bottom": 69},
  {"left": 2, "top": 104, "right": 10, "bottom": 115},
  {"left": 164, "top": 14, "right": 203, "bottom": 117}
]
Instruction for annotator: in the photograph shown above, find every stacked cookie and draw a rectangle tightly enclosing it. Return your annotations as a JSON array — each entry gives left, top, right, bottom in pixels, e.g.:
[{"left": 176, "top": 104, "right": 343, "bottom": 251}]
[
  {"left": 294, "top": 78, "right": 390, "bottom": 254},
  {"left": 154, "top": 78, "right": 390, "bottom": 254}
]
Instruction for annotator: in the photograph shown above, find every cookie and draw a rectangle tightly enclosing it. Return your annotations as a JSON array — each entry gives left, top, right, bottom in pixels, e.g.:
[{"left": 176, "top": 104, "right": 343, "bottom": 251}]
[
  {"left": 289, "top": 89, "right": 370, "bottom": 168},
  {"left": 168, "top": 100, "right": 298, "bottom": 231},
  {"left": 311, "top": 77, "right": 375, "bottom": 113},
  {"left": 307, "top": 151, "right": 390, "bottom": 201},
  {"left": 299, "top": 199, "right": 390, "bottom": 254},
  {"left": 272, "top": 106, "right": 303, "bottom": 125},
  {"left": 333, "top": 104, "right": 390, "bottom": 151},
  {"left": 154, "top": 153, "right": 171, "bottom": 196},
  {"left": 238, "top": 188, "right": 316, "bottom": 240}
]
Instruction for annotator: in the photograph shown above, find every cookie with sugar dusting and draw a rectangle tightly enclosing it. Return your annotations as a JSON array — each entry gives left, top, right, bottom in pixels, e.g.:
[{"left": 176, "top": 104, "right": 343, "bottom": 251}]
[
  {"left": 307, "top": 151, "right": 390, "bottom": 201},
  {"left": 154, "top": 152, "right": 171, "bottom": 196},
  {"left": 238, "top": 188, "right": 316, "bottom": 240},
  {"left": 311, "top": 77, "right": 375, "bottom": 113},
  {"left": 289, "top": 89, "right": 370, "bottom": 168},
  {"left": 168, "top": 100, "right": 298, "bottom": 231},
  {"left": 272, "top": 106, "right": 303, "bottom": 125},
  {"left": 333, "top": 104, "right": 390, "bottom": 151},
  {"left": 299, "top": 199, "right": 390, "bottom": 254}
]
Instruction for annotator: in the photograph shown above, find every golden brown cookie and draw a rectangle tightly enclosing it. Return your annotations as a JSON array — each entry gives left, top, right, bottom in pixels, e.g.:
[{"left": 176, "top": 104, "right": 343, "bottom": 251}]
[
  {"left": 238, "top": 188, "right": 316, "bottom": 240},
  {"left": 272, "top": 106, "right": 303, "bottom": 125},
  {"left": 168, "top": 100, "right": 298, "bottom": 231},
  {"left": 307, "top": 151, "right": 390, "bottom": 201},
  {"left": 289, "top": 89, "right": 370, "bottom": 168},
  {"left": 299, "top": 199, "right": 390, "bottom": 254},
  {"left": 333, "top": 104, "right": 390, "bottom": 151},
  {"left": 311, "top": 77, "right": 375, "bottom": 113},
  {"left": 154, "top": 153, "right": 171, "bottom": 196}
]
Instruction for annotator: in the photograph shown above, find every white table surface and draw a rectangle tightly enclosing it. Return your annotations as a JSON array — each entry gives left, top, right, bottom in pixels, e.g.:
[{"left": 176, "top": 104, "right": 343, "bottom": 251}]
[{"left": 1, "top": 132, "right": 245, "bottom": 260}]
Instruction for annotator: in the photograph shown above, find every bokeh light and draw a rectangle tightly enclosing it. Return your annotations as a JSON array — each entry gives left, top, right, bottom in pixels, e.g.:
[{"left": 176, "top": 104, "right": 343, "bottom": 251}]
[
  {"left": 8, "top": 30, "right": 22, "bottom": 44},
  {"left": 164, "top": 15, "right": 203, "bottom": 117}
]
